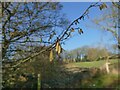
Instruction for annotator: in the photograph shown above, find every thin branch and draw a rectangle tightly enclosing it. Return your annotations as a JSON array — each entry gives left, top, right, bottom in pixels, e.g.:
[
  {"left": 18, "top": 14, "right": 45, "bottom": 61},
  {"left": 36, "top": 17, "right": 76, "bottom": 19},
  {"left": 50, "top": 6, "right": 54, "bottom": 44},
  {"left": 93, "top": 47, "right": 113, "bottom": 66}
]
[
  {"left": 59, "top": 2, "right": 99, "bottom": 41},
  {"left": 112, "top": 2, "right": 120, "bottom": 9}
]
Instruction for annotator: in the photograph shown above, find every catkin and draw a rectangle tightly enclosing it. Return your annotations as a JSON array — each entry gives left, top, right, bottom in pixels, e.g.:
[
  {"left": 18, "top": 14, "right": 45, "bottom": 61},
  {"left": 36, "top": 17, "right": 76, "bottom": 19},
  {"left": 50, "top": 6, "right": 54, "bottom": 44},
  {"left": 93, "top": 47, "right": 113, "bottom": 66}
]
[
  {"left": 49, "top": 50, "right": 53, "bottom": 62},
  {"left": 56, "top": 41, "right": 59, "bottom": 52},
  {"left": 58, "top": 45, "right": 61, "bottom": 54}
]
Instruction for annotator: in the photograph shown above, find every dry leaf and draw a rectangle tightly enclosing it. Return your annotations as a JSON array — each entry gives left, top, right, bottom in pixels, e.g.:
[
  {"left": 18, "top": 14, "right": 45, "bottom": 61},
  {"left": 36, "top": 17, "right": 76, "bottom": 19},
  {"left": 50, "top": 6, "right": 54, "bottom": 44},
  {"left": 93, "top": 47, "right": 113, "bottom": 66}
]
[{"left": 71, "top": 28, "right": 75, "bottom": 32}]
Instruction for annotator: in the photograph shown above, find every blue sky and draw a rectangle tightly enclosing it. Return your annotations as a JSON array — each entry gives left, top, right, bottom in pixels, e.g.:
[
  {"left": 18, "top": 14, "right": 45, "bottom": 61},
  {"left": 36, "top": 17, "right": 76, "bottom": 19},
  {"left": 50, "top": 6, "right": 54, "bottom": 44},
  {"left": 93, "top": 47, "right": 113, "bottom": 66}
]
[{"left": 60, "top": 2, "right": 116, "bottom": 51}]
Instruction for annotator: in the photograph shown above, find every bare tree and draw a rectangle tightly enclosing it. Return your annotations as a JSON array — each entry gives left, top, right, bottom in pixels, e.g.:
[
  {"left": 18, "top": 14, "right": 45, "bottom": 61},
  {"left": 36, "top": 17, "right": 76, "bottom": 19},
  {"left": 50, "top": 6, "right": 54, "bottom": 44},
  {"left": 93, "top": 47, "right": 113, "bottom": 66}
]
[
  {"left": 1, "top": 2, "right": 69, "bottom": 60},
  {"left": 92, "top": 3, "right": 119, "bottom": 46},
  {"left": 1, "top": 2, "right": 107, "bottom": 68},
  {"left": 92, "top": 2, "right": 120, "bottom": 74}
]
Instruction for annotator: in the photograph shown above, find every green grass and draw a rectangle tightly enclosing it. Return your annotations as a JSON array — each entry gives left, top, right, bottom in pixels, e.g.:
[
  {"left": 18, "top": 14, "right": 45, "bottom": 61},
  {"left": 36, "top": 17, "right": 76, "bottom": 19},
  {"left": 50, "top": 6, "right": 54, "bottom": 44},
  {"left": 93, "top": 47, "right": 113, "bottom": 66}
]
[
  {"left": 80, "top": 73, "right": 119, "bottom": 88},
  {"left": 67, "top": 59, "right": 119, "bottom": 68}
]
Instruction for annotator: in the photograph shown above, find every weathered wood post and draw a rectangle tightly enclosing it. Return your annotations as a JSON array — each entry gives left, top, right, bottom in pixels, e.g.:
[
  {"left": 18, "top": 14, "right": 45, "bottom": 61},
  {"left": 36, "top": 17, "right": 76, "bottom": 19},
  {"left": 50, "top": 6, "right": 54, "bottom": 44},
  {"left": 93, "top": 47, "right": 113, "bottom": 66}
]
[
  {"left": 37, "top": 74, "right": 41, "bottom": 90},
  {"left": 105, "top": 56, "right": 110, "bottom": 74}
]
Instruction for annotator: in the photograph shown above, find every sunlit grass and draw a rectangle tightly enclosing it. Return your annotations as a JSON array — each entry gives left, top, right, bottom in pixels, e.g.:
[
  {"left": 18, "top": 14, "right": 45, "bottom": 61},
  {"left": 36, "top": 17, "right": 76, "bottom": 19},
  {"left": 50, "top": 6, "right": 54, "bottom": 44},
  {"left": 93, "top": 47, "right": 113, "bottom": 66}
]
[{"left": 66, "top": 59, "right": 119, "bottom": 68}]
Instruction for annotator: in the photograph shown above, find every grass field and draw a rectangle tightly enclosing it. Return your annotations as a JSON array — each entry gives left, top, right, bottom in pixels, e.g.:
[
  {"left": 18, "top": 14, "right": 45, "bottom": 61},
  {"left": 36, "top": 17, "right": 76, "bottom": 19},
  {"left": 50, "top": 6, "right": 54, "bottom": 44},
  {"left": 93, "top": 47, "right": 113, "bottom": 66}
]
[{"left": 65, "top": 59, "right": 119, "bottom": 68}]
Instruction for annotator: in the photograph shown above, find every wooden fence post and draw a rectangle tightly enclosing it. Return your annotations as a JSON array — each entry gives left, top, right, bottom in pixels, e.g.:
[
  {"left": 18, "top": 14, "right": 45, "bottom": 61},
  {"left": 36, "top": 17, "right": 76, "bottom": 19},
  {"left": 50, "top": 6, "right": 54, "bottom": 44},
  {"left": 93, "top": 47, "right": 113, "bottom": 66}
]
[{"left": 37, "top": 74, "right": 41, "bottom": 90}]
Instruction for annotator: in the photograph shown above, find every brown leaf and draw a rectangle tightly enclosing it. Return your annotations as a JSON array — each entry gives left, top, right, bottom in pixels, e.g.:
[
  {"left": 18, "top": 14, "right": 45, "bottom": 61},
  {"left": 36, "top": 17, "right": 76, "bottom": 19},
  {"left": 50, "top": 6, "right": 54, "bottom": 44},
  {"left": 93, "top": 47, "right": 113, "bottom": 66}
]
[
  {"left": 99, "top": 3, "right": 107, "bottom": 10},
  {"left": 78, "top": 29, "right": 83, "bottom": 34},
  {"left": 71, "top": 28, "right": 75, "bottom": 32}
]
